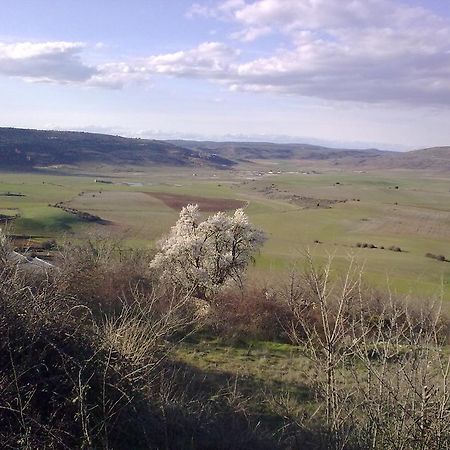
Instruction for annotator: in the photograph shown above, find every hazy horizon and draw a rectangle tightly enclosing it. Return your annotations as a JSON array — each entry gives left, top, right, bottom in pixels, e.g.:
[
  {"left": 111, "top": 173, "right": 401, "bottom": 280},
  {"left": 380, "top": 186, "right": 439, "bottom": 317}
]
[{"left": 2, "top": 124, "right": 416, "bottom": 152}]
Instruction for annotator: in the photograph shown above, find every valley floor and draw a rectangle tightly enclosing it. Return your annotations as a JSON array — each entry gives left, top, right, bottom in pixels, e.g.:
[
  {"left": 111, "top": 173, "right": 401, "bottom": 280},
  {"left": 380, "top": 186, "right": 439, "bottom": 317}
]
[{"left": 1, "top": 161, "right": 449, "bottom": 300}]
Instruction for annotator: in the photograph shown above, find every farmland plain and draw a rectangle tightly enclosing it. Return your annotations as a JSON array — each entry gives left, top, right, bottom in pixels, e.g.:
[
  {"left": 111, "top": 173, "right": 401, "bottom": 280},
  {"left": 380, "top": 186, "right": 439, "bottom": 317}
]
[{"left": 1, "top": 161, "right": 449, "bottom": 300}]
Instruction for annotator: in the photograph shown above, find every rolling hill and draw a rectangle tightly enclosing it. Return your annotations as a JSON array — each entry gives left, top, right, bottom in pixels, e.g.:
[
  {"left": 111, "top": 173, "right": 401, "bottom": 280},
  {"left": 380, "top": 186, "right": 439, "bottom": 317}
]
[
  {"left": 0, "top": 128, "right": 236, "bottom": 170},
  {"left": 167, "top": 139, "right": 392, "bottom": 162},
  {"left": 370, "top": 146, "right": 450, "bottom": 171},
  {"left": 0, "top": 128, "right": 447, "bottom": 173},
  {"left": 169, "top": 140, "right": 450, "bottom": 172}
]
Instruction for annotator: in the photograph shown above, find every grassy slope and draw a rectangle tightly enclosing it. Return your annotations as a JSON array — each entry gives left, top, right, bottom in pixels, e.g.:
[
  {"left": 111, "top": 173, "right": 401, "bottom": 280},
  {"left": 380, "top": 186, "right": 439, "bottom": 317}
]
[{"left": 173, "top": 334, "right": 315, "bottom": 421}]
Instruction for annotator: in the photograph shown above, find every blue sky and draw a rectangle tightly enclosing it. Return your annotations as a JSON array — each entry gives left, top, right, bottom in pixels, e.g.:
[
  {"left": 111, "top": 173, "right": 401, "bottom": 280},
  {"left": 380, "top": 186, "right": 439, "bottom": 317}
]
[{"left": 2, "top": 0, "right": 450, "bottom": 149}]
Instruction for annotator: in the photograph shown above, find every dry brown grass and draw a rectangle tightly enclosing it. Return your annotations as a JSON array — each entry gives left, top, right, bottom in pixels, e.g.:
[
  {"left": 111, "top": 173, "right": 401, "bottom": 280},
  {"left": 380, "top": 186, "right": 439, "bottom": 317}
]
[{"left": 207, "top": 285, "right": 293, "bottom": 342}]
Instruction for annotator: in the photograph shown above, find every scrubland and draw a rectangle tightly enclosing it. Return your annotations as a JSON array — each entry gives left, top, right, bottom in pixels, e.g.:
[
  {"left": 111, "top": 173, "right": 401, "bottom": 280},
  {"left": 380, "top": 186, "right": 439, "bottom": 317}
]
[{"left": 0, "top": 232, "right": 449, "bottom": 449}]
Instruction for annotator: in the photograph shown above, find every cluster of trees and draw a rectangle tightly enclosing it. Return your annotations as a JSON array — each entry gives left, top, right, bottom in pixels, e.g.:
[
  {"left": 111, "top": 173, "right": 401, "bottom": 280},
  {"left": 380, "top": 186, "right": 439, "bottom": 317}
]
[{"left": 52, "top": 202, "right": 105, "bottom": 223}]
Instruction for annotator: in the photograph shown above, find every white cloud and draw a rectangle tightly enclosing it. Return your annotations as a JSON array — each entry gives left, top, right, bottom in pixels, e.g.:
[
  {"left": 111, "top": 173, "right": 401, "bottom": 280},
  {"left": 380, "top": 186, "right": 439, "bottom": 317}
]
[
  {"left": 143, "top": 42, "right": 238, "bottom": 77},
  {"left": 90, "top": 41, "right": 238, "bottom": 87},
  {"left": 4, "top": 1, "right": 450, "bottom": 108},
  {"left": 0, "top": 41, "right": 97, "bottom": 83},
  {"left": 230, "top": 26, "right": 271, "bottom": 42},
  {"left": 186, "top": 2, "right": 216, "bottom": 18},
  {"left": 187, "top": 0, "right": 246, "bottom": 19},
  {"left": 0, "top": 39, "right": 238, "bottom": 88},
  {"left": 223, "top": 0, "right": 443, "bottom": 36},
  {"left": 88, "top": 62, "right": 151, "bottom": 89},
  {"left": 180, "top": 0, "right": 450, "bottom": 106}
]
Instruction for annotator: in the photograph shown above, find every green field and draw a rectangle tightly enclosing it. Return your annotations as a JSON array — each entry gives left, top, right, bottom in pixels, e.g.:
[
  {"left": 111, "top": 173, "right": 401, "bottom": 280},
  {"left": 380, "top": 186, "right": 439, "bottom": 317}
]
[{"left": 1, "top": 163, "right": 449, "bottom": 300}]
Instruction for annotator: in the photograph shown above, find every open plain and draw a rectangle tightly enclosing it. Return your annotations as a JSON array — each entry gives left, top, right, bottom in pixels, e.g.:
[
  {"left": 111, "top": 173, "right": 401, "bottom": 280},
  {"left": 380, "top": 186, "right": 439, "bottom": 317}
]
[{"left": 2, "top": 159, "right": 449, "bottom": 300}]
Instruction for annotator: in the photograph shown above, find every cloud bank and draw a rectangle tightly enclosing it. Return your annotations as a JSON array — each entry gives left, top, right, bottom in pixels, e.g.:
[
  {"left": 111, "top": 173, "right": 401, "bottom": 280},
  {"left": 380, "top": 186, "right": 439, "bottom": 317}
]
[
  {"left": 0, "top": 41, "right": 96, "bottom": 83},
  {"left": 3, "top": 0, "right": 450, "bottom": 107}
]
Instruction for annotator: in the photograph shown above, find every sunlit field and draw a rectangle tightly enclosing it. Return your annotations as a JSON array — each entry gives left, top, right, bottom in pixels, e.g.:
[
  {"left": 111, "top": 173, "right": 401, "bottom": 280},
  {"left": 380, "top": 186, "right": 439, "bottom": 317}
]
[{"left": 1, "top": 163, "right": 449, "bottom": 300}]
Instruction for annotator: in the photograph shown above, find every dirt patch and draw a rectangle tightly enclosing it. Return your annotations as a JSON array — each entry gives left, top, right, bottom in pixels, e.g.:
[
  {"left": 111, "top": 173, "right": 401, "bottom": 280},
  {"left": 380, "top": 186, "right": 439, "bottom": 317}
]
[
  {"left": 259, "top": 184, "right": 347, "bottom": 209},
  {"left": 146, "top": 192, "right": 246, "bottom": 212}
]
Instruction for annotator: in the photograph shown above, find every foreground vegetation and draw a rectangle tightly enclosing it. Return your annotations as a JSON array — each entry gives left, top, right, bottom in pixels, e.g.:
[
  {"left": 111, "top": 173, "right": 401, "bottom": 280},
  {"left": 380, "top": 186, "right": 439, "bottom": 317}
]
[{"left": 0, "top": 229, "right": 449, "bottom": 449}]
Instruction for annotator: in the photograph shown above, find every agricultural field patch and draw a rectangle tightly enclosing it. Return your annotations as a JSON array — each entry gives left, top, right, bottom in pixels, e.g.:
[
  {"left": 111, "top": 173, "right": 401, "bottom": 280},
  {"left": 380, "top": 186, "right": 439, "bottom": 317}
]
[{"left": 145, "top": 191, "right": 247, "bottom": 211}]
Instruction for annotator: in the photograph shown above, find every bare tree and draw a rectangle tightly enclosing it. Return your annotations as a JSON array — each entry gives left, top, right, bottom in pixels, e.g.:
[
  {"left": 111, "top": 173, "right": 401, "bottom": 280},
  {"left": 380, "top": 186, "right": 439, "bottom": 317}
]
[{"left": 285, "top": 253, "right": 450, "bottom": 450}]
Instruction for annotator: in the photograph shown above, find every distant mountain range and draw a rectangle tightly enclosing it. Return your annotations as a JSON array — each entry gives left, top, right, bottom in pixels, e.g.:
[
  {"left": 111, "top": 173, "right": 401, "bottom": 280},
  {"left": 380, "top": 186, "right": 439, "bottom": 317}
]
[{"left": 0, "top": 127, "right": 448, "bottom": 172}]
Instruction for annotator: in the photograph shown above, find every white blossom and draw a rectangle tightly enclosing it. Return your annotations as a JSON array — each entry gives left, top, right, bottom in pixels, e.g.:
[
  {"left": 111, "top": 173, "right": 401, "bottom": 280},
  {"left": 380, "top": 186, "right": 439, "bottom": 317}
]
[{"left": 150, "top": 204, "right": 266, "bottom": 300}]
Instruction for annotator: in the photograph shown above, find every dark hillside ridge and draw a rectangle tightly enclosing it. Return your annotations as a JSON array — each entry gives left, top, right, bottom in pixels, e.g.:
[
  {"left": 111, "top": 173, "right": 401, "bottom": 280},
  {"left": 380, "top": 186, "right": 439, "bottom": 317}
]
[{"left": 0, "top": 128, "right": 236, "bottom": 169}]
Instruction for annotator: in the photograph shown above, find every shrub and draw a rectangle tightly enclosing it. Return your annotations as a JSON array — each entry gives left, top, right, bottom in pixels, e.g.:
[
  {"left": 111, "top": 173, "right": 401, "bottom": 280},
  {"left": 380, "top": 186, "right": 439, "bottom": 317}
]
[
  {"left": 207, "top": 286, "right": 293, "bottom": 342},
  {"left": 54, "top": 237, "right": 155, "bottom": 314},
  {"left": 0, "top": 228, "right": 12, "bottom": 266},
  {"left": 425, "top": 252, "right": 448, "bottom": 262},
  {"left": 357, "top": 242, "right": 378, "bottom": 249},
  {"left": 0, "top": 262, "right": 184, "bottom": 448}
]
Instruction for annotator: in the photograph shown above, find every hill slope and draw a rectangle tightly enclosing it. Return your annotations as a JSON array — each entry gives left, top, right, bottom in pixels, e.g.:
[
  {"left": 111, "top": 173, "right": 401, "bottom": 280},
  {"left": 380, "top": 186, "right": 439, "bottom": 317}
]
[
  {"left": 0, "top": 128, "right": 236, "bottom": 170},
  {"left": 170, "top": 140, "right": 450, "bottom": 172},
  {"left": 371, "top": 146, "right": 450, "bottom": 171},
  {"left": 1, "top": 128, "right": 447, "bottom": 172},
  {"left": 167, "top": 140, "right": 391, "bottom": 162}
]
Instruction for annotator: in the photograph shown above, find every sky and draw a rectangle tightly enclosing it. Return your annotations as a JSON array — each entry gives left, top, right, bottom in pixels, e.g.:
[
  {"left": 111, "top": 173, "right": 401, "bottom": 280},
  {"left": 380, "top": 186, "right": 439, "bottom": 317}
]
[{"left": 2, "top": 0, "right": 450, "bottom": 150}]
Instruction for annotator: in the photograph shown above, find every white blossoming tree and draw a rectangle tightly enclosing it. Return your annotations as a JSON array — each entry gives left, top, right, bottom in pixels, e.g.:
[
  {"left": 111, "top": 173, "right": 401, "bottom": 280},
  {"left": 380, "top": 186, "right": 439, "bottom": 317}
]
[{"left": 150, "top": 204, "right": 266, "bottom": 301}]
